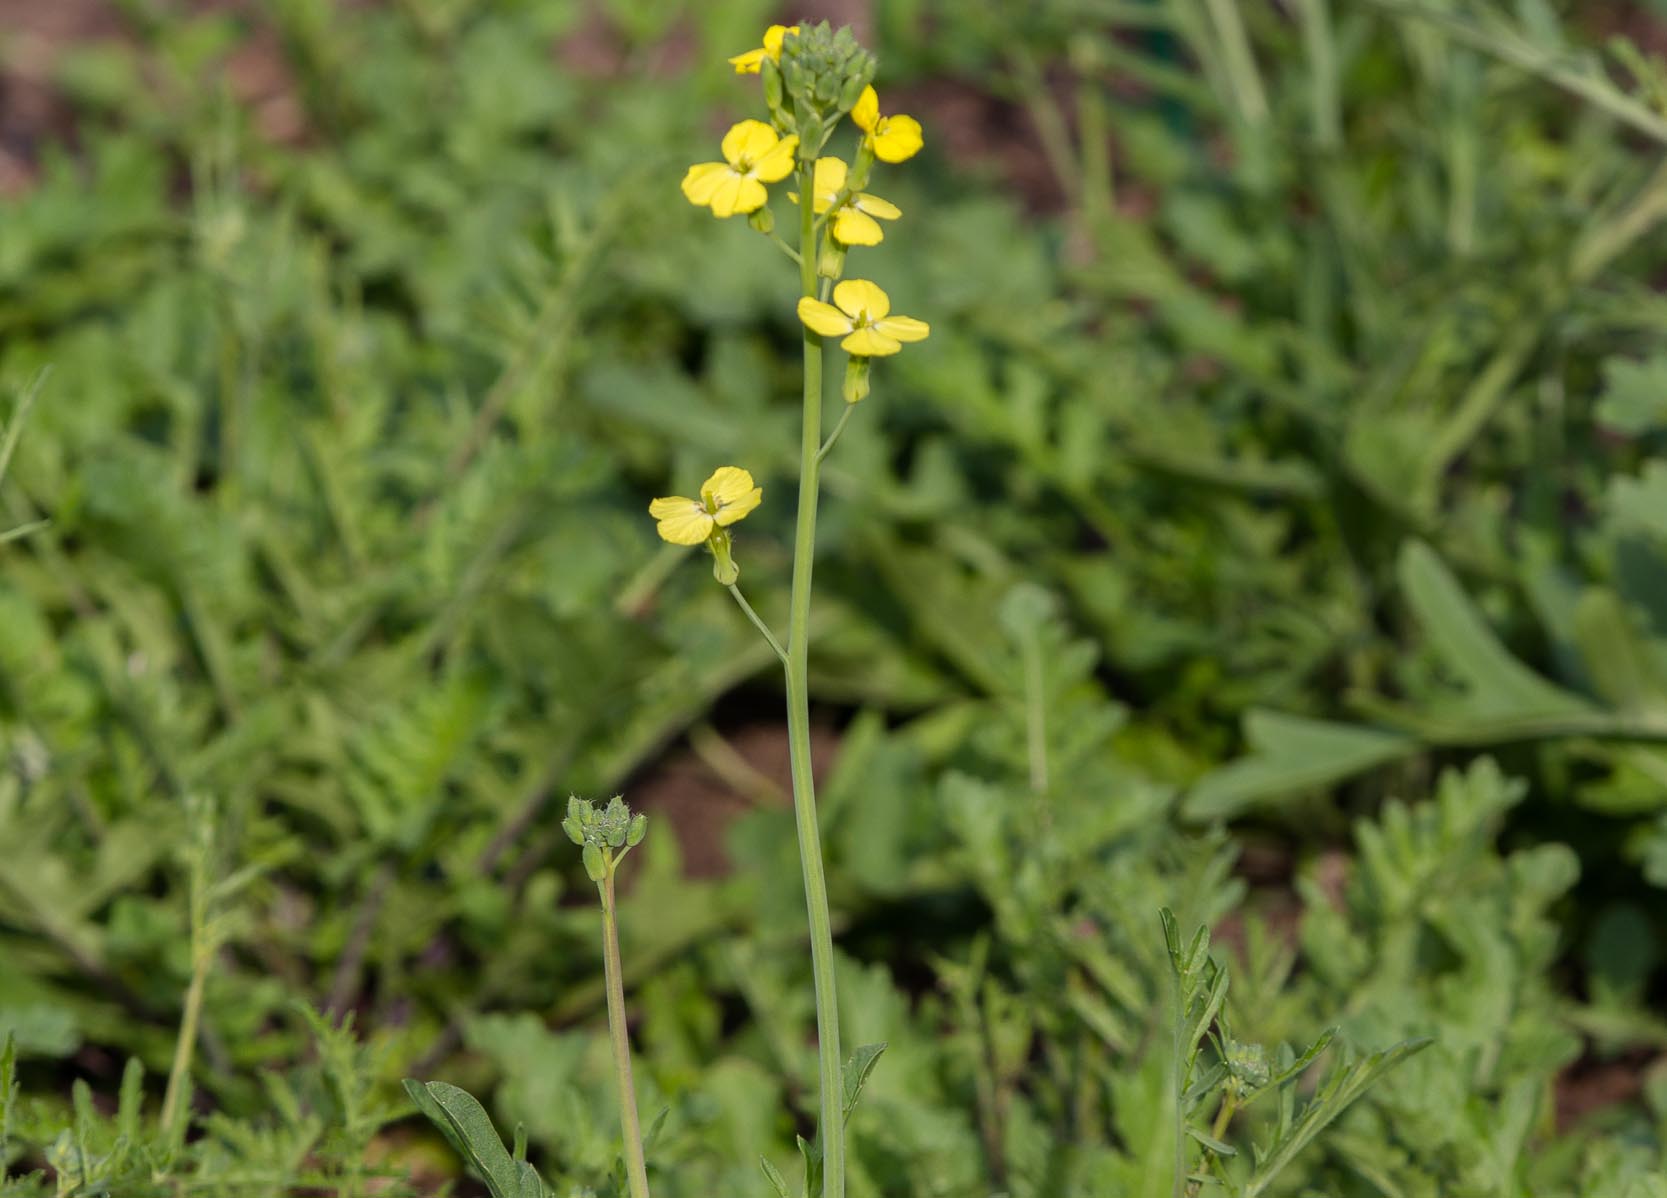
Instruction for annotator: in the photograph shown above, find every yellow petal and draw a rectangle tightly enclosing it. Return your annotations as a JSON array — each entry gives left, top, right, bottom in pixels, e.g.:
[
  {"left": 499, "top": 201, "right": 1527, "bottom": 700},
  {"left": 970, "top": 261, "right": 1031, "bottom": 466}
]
[
  {"left": 797, "top": 297, "right": 854, "bottom": 337},
  {"left": 728, "top": 47, "right": 767, "bottom": 74},
  {"left": 854, "top": 191, "right": 900, "bottom": 220},
  {"left": 703, "top": 466, "right": 757, "bottom": 508},
  {"left": 761, "top": 24, "right": 798, "bottom": 57},
  {"left": 729, "top": 176, "right": 769, "bottom": 215},
  {"left": 873, "top": 114, "right": 923, "bottom": 163},
  {"left": 714, "top": 486, "right": 762, "bottom": 525},
  {"left": 706, "top": 173, "right": 747, "bottom": 218},
  {"left": 831, "top": 207, "right": 884, "bottom": 246},
  {"left": 650, "top": 498, "right": 716, "bottom": 545},
  {"left": 841, "top": 327, "right": 902, "bottom": 357},
  {"left": 875, "top": 314, "right": 929, "bottom": 342},
  {"left": 750, "top": 134, "right": 799, "bottom": 184},
  {"left": 833, "top": 278, "right": 890, "bottom": 322},
  {"left": 649, "top": 495, "right": 696, "bottom": 518},
  {"left": 812, "top": 157, "right": 848, "bottom": 211},
  {"left": 851, "top": 84, "right": 880, "bottom": 132},
  {"left": 722, "top": 119, "right": 780, "bottom": 169},
  {"left": 681, "top": 162, "right": 733, "bottom": 207}
]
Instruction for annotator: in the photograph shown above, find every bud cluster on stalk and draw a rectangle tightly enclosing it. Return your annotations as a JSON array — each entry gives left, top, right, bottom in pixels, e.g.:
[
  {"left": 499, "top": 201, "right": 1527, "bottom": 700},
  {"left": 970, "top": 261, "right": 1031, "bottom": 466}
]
[
  {"left": 765, "top": 22, "right": 876, "bottom": 159},
  {"left": 563, "top": 794, "right": 647, "bottom": 882}
]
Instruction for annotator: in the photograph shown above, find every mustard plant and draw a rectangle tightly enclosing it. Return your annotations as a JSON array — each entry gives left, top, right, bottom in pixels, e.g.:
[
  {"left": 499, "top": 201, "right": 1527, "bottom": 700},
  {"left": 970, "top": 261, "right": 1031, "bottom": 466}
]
[{"left": 654, "top": 22, "right": 930, "bottom": 1198}]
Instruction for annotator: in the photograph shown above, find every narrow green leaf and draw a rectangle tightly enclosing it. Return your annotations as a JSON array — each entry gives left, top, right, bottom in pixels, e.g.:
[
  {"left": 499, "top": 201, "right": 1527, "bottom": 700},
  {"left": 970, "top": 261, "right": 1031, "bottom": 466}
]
[
  {"left": 1245, "top": 1037, "right": 1433, "bottom": 1196},
  {"left": 842, "top": 1042, "right": 888, "bottom": 1123},
  {"left": 1184, "top": 711, "right": 1418, "bottom": 821},
  {"left": 404, "top": 1079, "right": 524, "bottom": 1198},
  {"left": 759, "top": 1155, "right": 792, "bottom": 1198},
  {"left": 1187, "top": 1126, "right": 1237, "bottom": 1157}
]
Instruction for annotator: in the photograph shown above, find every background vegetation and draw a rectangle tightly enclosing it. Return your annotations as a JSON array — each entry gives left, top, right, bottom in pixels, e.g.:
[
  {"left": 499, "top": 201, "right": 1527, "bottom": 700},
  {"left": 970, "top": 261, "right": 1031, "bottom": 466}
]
[{"left": 2, "top": 0, "right": 1667, "bottom": 1193}]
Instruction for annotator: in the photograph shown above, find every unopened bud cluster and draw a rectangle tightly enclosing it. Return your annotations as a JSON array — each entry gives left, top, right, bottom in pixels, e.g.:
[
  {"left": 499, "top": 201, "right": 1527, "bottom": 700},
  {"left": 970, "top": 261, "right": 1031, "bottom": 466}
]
[
  {"left": 564, "top": 795, "right": 647, "bottom": 882},
  {"left": 769, "top": 23, "right": 876, "bottom": 156}
]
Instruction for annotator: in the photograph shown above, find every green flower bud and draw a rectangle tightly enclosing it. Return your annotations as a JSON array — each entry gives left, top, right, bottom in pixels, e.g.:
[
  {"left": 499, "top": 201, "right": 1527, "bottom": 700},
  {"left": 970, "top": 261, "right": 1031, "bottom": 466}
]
[
  {"left": 818, "top": 239, "right": 847, "bottom": 280},
  {"left": 763, "top": 57, "right": 784, "bottom": 111},
  {"left": 837, "top": 72, "right": 868, "bottom": 114},
  {"left": 627, "top": 813, "right": 647, "bottom": 847},
  {"left": 582, "top": 843, "right": 606, "bottom": 882},
  {"left": 796, "top": 112, "right": 824, "bottom": 156},
  {"left": 561, "top": 816, "right": 584, "bottom": 845},
  {"left": 842, "top": 356, "right": 871, "bottom": 405},
  {"left": 748, "top": 205, "right": 775, "bottom": 235}
]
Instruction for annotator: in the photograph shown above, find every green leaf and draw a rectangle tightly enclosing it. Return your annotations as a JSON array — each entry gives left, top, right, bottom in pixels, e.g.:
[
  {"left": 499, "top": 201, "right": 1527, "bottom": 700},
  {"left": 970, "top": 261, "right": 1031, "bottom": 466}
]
[
  {"left": 1186, "top": 1125, "right": 1236, "bottom": 1157},
  {"left": 403, "top": 1079, "right": 541, "bottom": 1198},
  {"left": 841, "top": 1042, "right": 888, "bottom": 1124},
  {"left": 759, "top": 1155, "right": 792, "bottom": 1198},
  {"left": 1398, "top": 541, "right": 1590, "bottom": 719},
  {"left": 1595, "top": 354, "right": 1667, "bottom": 434},
  {"left": 1183, "top": 711, "right": 1418, "bottom": 821},
  {"left": 1244, "top": 1037, "right": 1433, "bottom": 1197}
]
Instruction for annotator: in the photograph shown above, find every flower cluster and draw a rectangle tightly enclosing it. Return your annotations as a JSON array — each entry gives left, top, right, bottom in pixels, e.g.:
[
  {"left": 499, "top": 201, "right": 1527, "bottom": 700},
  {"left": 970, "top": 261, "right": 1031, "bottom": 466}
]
[{"left": 658, "top": 22, "right": 931, "bottom": 554}]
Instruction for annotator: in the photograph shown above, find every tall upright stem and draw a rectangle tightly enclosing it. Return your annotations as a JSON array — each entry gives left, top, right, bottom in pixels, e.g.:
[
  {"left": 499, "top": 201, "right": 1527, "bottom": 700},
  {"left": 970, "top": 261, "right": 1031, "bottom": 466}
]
[
  {"left": 601, "top": 871, "right": 652, "bottom": 1198},
  {"left": 788, "top": 158, "right": 844, "bottom": 1198}
]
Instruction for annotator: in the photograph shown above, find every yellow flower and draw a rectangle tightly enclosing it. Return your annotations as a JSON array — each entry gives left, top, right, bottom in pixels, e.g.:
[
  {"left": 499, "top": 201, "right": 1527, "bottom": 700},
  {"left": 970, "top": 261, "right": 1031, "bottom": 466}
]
[
  {"left": 851, "top": 85, "right": 923, "bottom": 164},
  {"left": 797, "top": 279, "right": 929, "bottom": 357},
  {"left": 728, "top": 24, "right": 798, "bottom": 74},
  {"left": 807, "top": 157, "right": 900, "bottom": 247},
  {"left": 682, "top": 121, "right": 801, "bottom": 218},
  {"left": 649, "top": 466, "right": 764, "bottom": 546}
]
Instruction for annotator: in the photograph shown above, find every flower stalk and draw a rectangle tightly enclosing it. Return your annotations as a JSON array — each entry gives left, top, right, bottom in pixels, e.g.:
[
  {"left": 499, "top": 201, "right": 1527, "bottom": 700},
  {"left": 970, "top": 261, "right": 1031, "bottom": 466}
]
[
  {"left": 662, "top": 26, "right": 928, "bottom": 1198},
  {"left": 784, "top": 149, "right": 846, "bottom": 1198},
  {"left": 565, "top": 797, "right": 651, "bottom": 1198}
]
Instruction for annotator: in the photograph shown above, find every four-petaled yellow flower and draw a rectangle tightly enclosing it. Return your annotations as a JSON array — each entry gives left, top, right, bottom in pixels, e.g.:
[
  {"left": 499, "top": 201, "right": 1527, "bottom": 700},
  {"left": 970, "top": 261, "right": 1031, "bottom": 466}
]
[
  {"left": 649, "top": 466, "right": 764, "bottom": 545},
  {"left": 797, "top": 279, "right": 929, "bottom": 357},
  {"left": 728, "top": 24, "right": 799, "bottom": 74},
  {"left": 683, "top": 121, "right": 800, "bottom": 218},
  {"left": 851, "top": 85, "right": 923, "bottom": 164},
  {"left": 808, "top": 157, "right": 900, "bottom": 246}
]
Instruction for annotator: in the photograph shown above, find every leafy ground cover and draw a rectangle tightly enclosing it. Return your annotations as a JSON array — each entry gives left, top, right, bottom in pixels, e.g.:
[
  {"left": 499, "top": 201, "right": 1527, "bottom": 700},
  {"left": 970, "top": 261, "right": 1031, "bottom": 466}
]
[{"left": 2, "top": 0, "right": 1666, "bottom": 1194}]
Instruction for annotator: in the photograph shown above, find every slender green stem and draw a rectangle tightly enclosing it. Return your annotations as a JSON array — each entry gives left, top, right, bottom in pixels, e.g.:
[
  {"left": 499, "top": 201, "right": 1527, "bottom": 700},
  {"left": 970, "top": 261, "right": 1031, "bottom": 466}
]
[
  {"left": 1020, "top": 631, "right": 1048, "bottom": 796},
  {"left": 815, "top": 405, "right": 855, "bottom": 465},
  {"left": 600, "top": 868, "right": 652, "bottom": 1198},
  {"left": 765, "top": 231, "right": 804, "bottom": 265},
  {"left": 1171, "top": 966, "right": 1185, "bottom": 1198},
  {"left": 161, "top": 840, "right": 211, "bottom": 1138},
  {"left": 727, "top": 583, "right": 787, "bottom": 665},
  {"left": 1210, "top": 1091, "right": 1238, "bottom": 1142},
  {"left": 0, "top": 368, "right": 48, "bottom": 489},
  {"left": 788, "top": 158, "right": 845, "bottom": 1198},
  {"left": 1200, "top": 0, "right": 1268, "bottom": 126}
]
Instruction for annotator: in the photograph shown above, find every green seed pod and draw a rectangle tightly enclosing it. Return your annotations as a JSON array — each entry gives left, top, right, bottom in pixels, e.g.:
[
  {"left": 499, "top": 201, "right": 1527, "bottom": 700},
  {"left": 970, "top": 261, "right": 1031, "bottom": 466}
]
[
  {"left": 842, "top": 356, "right": 871, "bottom": 405},
  {"left": 582, "top": 844, "right": 606, "bottom": 882},
  {"left": 627, "top": 813, "right": 647, "bottom": 847},
  {"left": 709, "top": 527, "right": 740, "bottom": 585}
]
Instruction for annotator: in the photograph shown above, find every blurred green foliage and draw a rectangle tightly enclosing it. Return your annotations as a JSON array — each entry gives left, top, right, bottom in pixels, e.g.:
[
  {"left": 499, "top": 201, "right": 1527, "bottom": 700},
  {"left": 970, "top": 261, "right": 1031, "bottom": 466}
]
[{"left": 2, "top": 0, "right": 1667, "bottom": 1193}]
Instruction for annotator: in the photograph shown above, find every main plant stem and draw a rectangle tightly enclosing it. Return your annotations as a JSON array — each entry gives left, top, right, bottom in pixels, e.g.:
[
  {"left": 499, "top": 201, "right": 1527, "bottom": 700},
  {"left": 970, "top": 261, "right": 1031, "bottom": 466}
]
[
  {"left": 788, "top": 159, "right": 844, "bottom": 1198},
  {"left": 601, "top": 870, "right": 652, "bottom": 1198}
]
